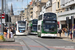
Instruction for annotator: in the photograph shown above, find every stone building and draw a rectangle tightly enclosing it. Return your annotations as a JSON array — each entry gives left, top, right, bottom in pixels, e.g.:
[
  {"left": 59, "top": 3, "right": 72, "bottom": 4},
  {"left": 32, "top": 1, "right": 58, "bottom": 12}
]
[
  {"left": 58, "top": 0, "right": 75, "bottom": 29},
  {"left": 32, "top": 0, "right": 48, "bottom": 19}
]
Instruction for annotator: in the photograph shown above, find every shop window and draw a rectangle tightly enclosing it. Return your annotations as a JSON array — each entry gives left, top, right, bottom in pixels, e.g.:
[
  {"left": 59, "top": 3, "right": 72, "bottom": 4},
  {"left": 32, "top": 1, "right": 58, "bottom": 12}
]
[{"left": 62, "top": 24, "right": 67, "bottom": 29}]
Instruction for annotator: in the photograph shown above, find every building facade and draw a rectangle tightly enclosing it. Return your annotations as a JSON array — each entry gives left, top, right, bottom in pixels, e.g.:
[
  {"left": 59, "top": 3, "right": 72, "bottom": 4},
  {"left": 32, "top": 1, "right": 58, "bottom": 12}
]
[
  {"left": 32, "top": 0, "right": 48, "bottom": 19},
  {"left": 11, "top": 15, "right": 20, "bottom": 24},
  {"left": 58, "top": 0, "right": 75, "bottom": 29},
  {"left": 23, "top": 2, "right": 33, "bottom": 21},
  {"left": 46, "top": 0, "right": 52, "bottom": 12},
  {"left": 40, "top": 0, "right": 52, "bottom": 14},
  {"left": 52, "top": 0, "right": 57, "bottom": 13}
]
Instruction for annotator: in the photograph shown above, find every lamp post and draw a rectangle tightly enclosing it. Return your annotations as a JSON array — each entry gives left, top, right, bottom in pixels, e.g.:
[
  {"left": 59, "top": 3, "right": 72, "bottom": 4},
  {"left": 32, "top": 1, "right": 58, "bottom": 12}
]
[{"left": 1, "top": 0, "right": 4, "bottom": 34}]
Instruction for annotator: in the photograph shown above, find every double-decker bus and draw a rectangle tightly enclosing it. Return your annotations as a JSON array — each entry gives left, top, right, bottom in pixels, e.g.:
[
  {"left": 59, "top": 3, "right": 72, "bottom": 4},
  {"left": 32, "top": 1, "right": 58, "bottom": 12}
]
[
  {"left": 38, "top": 12, "right": 57, "bottom": 37},
  {"left": 30, "top": 19, "right": 38, "bottom": 34},
  {"left": 16, "top": 21, "right": 28, "bottom": 35}
]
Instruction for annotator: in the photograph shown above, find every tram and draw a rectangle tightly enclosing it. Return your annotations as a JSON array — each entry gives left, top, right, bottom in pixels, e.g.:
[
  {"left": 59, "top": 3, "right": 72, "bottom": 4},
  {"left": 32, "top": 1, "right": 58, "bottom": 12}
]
[{"left": 16, "top": 21, "right": 28, "bottom": 35}]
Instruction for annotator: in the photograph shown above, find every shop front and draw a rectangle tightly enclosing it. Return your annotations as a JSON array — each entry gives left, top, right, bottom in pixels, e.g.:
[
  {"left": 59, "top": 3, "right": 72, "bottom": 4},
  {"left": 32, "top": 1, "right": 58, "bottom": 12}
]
[{"left": 58, "top": 14, "right": 75, "bottom": 29}]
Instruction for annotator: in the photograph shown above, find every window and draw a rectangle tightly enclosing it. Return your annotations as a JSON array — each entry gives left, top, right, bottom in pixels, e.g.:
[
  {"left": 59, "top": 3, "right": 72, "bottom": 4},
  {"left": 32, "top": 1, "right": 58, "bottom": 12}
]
[
  {"left": 31, "top": 16, "right": 32, "bottom": 18},
  {"left": 38, "top": 15, "right": 42, "bottom": 20},
  {"left": 58, "top": 2, "right": 59, "bottom": 8},
  {"left": 66, "top": 8, "right": 69, "bottom": 11},
  {"left": 31, "top": 12, "right": 33, "bottom": 14}
]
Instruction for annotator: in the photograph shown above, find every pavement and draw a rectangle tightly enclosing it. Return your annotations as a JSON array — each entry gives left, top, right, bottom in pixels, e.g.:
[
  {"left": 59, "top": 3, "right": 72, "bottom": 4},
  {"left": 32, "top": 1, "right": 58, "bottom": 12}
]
[
  {"left": 57, "top": 33, "right": 75, "bottom": 43},
  {"left": 0, "top": 42, "right": 23, "bottom": 50}
]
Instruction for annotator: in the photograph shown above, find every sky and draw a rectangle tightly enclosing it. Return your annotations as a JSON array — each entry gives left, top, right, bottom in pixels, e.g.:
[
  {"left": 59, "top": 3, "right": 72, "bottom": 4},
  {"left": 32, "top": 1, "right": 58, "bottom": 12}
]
[{"left": 0, "top": 0, "right": 31, "bottom": 15}]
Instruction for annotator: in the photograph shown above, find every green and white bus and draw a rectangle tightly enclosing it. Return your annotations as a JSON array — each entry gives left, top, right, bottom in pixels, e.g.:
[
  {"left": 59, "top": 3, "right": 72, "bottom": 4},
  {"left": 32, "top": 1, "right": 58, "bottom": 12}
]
[
  {"left": 30, "top": 19, "right": 38, "bottom": 34},
  {"left": 38, "top": 12, "right": 57, "bottom": 37}
]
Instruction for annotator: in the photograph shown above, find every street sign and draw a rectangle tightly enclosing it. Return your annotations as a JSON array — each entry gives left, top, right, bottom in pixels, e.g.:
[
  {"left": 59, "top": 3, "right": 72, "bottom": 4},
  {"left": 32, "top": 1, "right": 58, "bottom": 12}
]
[
  {"left": 0, "top": 13, "right": 5, "bottom": 23},
  {"left": 0, "top": 13, "right": 5, "bottom": 19}
]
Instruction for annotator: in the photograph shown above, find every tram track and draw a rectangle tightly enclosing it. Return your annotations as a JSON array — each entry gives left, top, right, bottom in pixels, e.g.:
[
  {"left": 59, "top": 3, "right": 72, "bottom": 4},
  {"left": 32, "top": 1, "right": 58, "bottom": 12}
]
[
  {"left": 15, "top": 36, "right": 50, "bottom": 50},
  {"left": 27, "top": 36, "right": 50, "bottom": 50},
  {"left": 15, "top": 38, "right": 31, "bottom": 50},
  {"left": 20, "top": 39, "right": 31, "bottom": 50}
]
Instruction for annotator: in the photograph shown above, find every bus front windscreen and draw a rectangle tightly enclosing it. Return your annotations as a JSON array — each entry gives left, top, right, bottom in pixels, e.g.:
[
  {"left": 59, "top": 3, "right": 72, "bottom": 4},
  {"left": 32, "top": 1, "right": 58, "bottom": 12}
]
[
  {"left": 32, "top": 25, "right": 37, "bottom": 32},
  {"left": 32, "top": 20, "right": 38, "bottom": 24},
  {"left": 43, "top": 24, "right": 57, "bottom": 32},
  {"left": 44, "top": 13, "right": 56, "bottom": 20}
]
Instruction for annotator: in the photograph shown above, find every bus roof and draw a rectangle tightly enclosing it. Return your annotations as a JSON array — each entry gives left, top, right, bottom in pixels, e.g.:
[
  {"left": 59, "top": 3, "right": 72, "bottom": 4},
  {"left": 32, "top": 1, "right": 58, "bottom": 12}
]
[{"left": 32, "top": 19, "right": 38, "bottom": 21}]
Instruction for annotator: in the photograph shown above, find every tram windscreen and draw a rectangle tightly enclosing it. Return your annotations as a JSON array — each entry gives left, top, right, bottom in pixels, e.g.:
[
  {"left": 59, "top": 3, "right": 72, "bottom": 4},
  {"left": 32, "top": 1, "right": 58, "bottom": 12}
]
[
  {"left": 18, "top": 21, "right": 26, "bottom": 33},
  {"left": 43, "top": 24, "right": 57, "bottom": 32},
  {"left": 18, "top": 21, "right": 26, "bottom": 26}
]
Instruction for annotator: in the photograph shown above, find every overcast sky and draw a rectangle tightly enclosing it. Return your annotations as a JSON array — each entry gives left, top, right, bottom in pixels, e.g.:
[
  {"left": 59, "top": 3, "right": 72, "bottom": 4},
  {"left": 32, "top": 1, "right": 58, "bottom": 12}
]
[{"left": 0, "top": 0, "right": 31, "bottom": 15}]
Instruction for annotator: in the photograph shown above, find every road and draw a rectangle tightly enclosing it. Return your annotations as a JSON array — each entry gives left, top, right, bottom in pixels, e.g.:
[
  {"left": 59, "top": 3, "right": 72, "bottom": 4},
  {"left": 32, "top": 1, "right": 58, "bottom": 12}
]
[{"left": 14, "top": 35, "right": 75, "bottom": 50}]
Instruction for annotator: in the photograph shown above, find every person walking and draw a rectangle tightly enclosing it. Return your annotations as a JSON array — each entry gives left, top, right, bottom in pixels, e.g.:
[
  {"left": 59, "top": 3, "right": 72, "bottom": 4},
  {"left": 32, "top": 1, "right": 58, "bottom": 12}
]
[
  {"left": 65, "top": 28, "right": 68, "bottom": 37},
  {"left": 69, "top": 29, "right": 72, "bottom": 39},
  {"left": 68, "top": 29, "right": 70, "bottom": 37},
  {"left": 7, "top": 27, "right": 13, "bottom": 38},
  {"left": 9, "top": 27, "right": 13, "bottom": 38},
  {"left": 73, "top": 29, "right": 75, "bottom": 39},
  {"left": 4, "top": 28, "right": 7, "bottom": 38},
  {"left": 58, "top": 28, "right": 62, "bottom": 37}
]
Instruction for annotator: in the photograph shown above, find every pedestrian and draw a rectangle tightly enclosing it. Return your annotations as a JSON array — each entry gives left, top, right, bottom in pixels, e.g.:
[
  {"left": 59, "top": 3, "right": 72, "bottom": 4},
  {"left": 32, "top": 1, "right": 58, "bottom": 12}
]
[
  {"left": 4, "top": 27, "right": 7, "bottom": 38},
  {"left": 73, "top": 29, "right": 75, "bottom": 39},
  {"left": 68, "top": 29, "right": 70, "bottom": 36},
  {"left": 9, "top": 27, "right": 13, "bottom": 38},
  {"left": 64, "top": 28, "right": 68, "bottom": 37},
  {"left": 58, "top": 28, "right": 62, "bottom": 37},
  {"left": 69, "top": 29, "right": 72, "bottom": 39},
  {"left": 7, "top": 27, "right": 13, "bottom": 38}
]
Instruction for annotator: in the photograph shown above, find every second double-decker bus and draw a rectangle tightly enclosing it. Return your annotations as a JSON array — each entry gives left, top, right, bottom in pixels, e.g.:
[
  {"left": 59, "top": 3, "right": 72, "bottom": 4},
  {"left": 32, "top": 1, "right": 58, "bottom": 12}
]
[
  {"left": 38, "top": 12, "right": 57, "bottom": 37},
  {"left": 16, "top": 21, "right": 28, "bottom": 35},
  {"left": 30, "top": 19, "right": 38, "bottom": 34}
]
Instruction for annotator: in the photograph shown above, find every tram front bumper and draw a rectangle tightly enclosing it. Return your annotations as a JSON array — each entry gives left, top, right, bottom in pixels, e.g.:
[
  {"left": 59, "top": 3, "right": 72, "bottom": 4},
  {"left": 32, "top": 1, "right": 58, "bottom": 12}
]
[{"left": 16, "top": 31, "right": 28, "bottom": 35}]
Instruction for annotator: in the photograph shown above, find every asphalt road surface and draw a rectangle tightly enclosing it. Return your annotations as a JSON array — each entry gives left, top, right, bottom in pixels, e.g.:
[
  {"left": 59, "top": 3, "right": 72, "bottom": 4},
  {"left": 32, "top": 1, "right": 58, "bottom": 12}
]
[{"left": 14, "top": 35, "right": 75, "bottom": 50}]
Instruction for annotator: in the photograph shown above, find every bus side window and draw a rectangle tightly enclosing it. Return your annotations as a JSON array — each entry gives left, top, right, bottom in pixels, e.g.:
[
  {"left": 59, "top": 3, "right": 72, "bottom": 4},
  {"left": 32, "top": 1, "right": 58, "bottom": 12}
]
[{"left": 38, "top": 25, "right": 40, "bottom": 30}]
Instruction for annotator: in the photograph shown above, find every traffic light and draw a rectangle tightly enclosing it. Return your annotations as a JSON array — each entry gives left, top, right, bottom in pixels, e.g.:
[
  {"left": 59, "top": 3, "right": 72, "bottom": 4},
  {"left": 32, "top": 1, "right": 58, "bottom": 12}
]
[
  {"left": 5, "top": 14, "right": 8, "bottom": 22},
  {"left": 5, "top": 14, "right": 11, "bottom": 22},
  {"left": 71, "top": 16, "right": 74, "bottom": 28},
  {"left": 66, "top": 17, "right": 69, "bottom": 24},
  {"left": 71, "top": 16, "right": 74, "bottom": 24}
]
